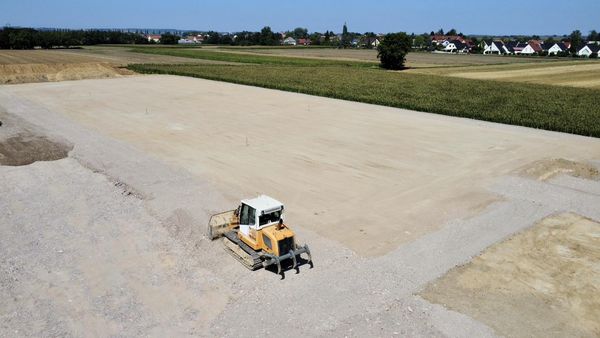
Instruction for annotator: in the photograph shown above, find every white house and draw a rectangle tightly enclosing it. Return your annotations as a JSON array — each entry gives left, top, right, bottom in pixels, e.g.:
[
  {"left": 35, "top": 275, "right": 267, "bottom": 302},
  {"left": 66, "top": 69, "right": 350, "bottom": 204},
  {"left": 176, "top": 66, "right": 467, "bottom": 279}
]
[
  {"left": 546, "top": 43, "right": 568, "bottom": 55},
  {"left": 363, "top": 37, "right": 380, "bottom": 48},
  {"left": 283, "top": 37, "right": 297, "bottom": 45},
  {"left": 440, "top": 39, "right": 453, "bottom": 47},
  {"left": 444, "top": 40, "right": 469, "bottom": 53},
  {"left": 178, "top": 38, "right": 195, "bottom": 44},
  {"left": 145, "top": 34, "right": 161, "bottom": 43},
  {"left": 520, "top": 42, "right": 542, "bottom": 55},
  {"left": 578, "top": 44, "right": 600, "bottom": 57},
  {"left": 483, "top": 41, "right": 508, "bottom": 54},
  {"left": 505, "top": 41, "right": 527, "bottom": 55}
]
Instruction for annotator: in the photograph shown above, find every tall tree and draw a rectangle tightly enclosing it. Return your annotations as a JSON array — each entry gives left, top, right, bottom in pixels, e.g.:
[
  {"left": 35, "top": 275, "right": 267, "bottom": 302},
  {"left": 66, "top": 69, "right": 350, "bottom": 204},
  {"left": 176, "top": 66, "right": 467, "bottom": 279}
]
[
  {"left": 588, "top": 30, "right": 599, "bottom": 42},
  {"left": 569, "top": 30, "right": 583, "bottom": 54},
  {"left": 259, "top": 26, "right": 276, "bottom": 45},
  {"left": 377, "top": 32, "right": 412, "bottom": 70},
  {"left": 291, "top": 27, "right": 308, "bottom": 39},
  {"left": 341, "top": 22, "right": 351, "bottom": 48},
  {"left": 446, "top": 28, "right": 457, "bottom": 36},
  {"left": 413, "top": 35, "right": 426, "bottom": 48},
  {"left": 160, "top": 32, "right": 180, "bottom": 45}
]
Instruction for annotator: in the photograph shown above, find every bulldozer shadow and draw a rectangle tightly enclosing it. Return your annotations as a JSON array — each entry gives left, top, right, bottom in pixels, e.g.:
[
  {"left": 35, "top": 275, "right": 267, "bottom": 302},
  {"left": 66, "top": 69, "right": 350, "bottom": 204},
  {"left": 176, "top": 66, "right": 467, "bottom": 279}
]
[{"left": 264, "top": 257, "right": 314, "bottom": 280}]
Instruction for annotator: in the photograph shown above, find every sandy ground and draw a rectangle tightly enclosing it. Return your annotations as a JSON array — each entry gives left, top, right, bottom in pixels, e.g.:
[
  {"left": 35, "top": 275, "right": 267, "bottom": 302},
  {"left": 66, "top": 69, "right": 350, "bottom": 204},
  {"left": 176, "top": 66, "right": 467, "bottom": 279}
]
[
  {"left": 421, "top": 212, "right": 600, "bottom": 337},
  {"left": 4, "top": 75, "right": 600, "bottom": 257},
  {"left": 2, "top": 75, "right": 600, "bottom": 336}
]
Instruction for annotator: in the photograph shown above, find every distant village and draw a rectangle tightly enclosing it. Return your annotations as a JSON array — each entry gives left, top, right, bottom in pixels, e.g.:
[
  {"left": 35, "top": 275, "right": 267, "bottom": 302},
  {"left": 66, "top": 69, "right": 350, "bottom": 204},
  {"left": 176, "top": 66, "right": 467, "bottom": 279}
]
[{"left": 143, "top": 28, "right": 600, "bottom": 58}]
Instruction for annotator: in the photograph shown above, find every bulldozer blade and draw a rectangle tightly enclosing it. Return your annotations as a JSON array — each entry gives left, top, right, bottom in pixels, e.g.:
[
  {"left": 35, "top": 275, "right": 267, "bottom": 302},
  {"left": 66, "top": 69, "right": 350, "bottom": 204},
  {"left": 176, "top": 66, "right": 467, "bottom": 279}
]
[{"left": 208, "top": 209, "right": 236, "bottom": 240}]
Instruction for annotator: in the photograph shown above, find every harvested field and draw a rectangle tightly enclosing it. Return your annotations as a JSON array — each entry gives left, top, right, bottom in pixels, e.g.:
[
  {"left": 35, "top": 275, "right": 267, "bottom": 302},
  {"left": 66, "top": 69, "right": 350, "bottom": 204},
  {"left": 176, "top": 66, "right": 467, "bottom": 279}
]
[
  {"left": 5, "top": 75, "right": 600, "bottom": 257},
  {"left": 410, "top": 59, "right": 600, "bottom": 88},
  {"left": 421, "top": 212, "right": 600, "bottom": 338},
  {"left": 0, "top": 47, "right": 226, "bottom": 66},
  {"left": 0, "top": 47, "right": 226, "bottom": 84},
  {"left": 0, "top": 49, "right": 111, "bottom": 64},
  {"left": 447, "top": 62, "right": 600, "bottom": 88}
]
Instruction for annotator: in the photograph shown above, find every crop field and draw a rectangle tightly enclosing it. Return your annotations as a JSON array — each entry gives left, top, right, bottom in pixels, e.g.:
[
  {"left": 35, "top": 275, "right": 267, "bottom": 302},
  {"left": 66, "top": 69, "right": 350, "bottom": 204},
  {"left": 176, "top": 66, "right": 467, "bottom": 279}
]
[{"left": 204, "top": 46, "right": 564, "bottom": 67}]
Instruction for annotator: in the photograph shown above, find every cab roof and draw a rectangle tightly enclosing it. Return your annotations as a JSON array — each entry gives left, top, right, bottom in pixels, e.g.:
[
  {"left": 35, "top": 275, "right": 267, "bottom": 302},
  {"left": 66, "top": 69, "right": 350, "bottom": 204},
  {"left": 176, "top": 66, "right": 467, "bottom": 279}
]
[{"left": 242, "top": 195, "right": 284, "bottom": 213}]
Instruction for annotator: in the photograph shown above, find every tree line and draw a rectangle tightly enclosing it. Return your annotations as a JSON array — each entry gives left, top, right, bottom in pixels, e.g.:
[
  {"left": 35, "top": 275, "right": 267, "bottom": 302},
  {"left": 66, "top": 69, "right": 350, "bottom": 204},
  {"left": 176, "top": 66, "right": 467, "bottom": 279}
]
[
  {"left": 0, "top": 27, "right": 151, "bottom": 49},
  {"left": 203, "top": 26, "right": 341, "bottom": 46}
]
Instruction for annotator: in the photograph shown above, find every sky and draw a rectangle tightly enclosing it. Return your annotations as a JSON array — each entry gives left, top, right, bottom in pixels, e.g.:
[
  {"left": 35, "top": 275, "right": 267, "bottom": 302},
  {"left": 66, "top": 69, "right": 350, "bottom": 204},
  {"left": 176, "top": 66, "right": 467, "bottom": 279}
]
[{"left": 1, "top": 0, "right": 598, "bottom": 36}]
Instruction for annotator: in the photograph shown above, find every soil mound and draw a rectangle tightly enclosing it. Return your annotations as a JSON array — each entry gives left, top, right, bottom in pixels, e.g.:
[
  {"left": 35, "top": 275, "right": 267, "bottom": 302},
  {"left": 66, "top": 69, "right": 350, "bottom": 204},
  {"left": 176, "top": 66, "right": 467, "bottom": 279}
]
[
  {"left": 0, "top": 133, "right": 72, "bottom": 166},
  {"left": 0, "top": 63, "right": 133, "bottom": 84},
  {"left": 518, "top": 158, "right": 599, "bottom": 181}
]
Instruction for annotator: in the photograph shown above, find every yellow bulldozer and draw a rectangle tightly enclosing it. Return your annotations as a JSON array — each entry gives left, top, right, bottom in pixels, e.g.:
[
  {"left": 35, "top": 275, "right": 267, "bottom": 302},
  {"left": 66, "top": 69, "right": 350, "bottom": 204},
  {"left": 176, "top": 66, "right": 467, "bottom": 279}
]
[{"left": 208, "top": 195, "right": 312, "bottom": 276}]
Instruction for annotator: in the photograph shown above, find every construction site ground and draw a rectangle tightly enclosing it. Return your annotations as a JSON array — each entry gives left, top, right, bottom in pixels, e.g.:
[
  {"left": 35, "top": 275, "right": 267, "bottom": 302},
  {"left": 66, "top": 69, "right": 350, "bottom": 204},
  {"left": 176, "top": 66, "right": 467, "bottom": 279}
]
[{"left": 1, "top": 75, "right": 600, "bottom": 337}]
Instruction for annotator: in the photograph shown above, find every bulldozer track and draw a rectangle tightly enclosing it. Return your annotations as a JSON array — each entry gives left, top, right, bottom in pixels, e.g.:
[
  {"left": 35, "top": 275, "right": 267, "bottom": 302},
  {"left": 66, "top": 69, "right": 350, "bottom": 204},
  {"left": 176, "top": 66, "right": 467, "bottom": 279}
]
[{"left": 223, "top": 231, "right": 263, "bottom": 270}]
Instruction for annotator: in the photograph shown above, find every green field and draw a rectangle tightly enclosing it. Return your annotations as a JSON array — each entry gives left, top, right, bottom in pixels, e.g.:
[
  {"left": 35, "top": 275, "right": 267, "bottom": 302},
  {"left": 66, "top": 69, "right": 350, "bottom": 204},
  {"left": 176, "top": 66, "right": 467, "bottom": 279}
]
[
  {"left": 130, "top": 47, "right": 373, "bottom": 67},
  {"left": 127, "top": 48, "right": 600, "bottom": 138}
]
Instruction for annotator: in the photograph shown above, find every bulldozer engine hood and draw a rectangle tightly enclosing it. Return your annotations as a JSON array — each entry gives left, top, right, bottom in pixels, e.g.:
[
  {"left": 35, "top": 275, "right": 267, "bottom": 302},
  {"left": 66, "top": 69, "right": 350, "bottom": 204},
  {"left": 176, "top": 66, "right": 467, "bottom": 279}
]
[
  {"left": 262, "top": 224, "right": 294, "bottom": 242},
  {"left": 262, "top": 224, "right": 295, "bottom": 256}
]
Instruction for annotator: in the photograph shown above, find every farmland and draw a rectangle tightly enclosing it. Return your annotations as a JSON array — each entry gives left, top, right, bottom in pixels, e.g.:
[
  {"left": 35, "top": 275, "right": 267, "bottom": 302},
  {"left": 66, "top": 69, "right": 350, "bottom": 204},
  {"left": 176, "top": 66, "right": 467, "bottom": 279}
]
[
  {"left": 0, "top": 46, "right": 226, "bottom": 84},
  {"left": 132, "top": 46, "right": 600, "bottom": 88},
  {"left": 409, "top": 59, "right": 600, "bottom": 88},
  {"left": 201, "top": 46, "right": 564, "bottom": 67}
]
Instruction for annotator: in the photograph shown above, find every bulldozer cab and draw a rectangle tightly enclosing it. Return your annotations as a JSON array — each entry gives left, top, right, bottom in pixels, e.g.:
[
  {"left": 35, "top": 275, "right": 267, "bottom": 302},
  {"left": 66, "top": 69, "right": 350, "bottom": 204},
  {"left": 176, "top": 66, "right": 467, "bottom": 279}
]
[{"left": 239, "top": 195, "right": 284, "bottom": 237}]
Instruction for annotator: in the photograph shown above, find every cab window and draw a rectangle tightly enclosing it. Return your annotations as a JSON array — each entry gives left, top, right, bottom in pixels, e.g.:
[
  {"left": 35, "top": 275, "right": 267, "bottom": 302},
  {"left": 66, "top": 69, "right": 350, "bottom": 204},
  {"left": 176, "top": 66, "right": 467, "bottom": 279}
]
[
  {"left": 240, "top": 204, "right": 256, "bottom": 225},
  {"left": 259, "top": 210, "right": 281, "bottom": 225},
  {"left": 248, "top": 207, "right": 255, "bottom": 225}
]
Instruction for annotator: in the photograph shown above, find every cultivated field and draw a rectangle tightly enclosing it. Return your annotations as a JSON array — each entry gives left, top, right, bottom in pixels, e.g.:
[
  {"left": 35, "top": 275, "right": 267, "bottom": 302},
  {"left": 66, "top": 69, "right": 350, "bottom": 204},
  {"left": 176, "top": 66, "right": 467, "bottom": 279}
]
[
  {"left": 166, "top": 46, "right": 600, "bottom": 88},
  {"left": 206, "top": 46, "right": 563, "bottom": 67}
]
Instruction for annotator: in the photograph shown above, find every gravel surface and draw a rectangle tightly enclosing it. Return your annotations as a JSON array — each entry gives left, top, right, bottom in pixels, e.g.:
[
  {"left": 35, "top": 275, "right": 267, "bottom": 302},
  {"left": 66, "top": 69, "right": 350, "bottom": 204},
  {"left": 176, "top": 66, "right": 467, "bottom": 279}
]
[{"left": 1, "top": 77, "right": 600, "bottom": 337}]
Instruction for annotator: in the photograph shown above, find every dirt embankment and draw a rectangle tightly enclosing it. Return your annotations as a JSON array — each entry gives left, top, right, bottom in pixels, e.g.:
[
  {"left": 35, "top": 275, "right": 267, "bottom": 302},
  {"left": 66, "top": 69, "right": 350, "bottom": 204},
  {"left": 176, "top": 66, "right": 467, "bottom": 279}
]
[{"left": 0, "top": 63, "right": 133, "bottom": 84}]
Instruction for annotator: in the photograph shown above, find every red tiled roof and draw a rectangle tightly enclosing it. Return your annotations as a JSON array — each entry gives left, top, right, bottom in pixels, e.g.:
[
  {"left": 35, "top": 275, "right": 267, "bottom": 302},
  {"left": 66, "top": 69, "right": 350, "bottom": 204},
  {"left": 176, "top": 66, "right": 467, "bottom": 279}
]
[{"left": 528, "top": 41, "right": 542, "bottom": 52}]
